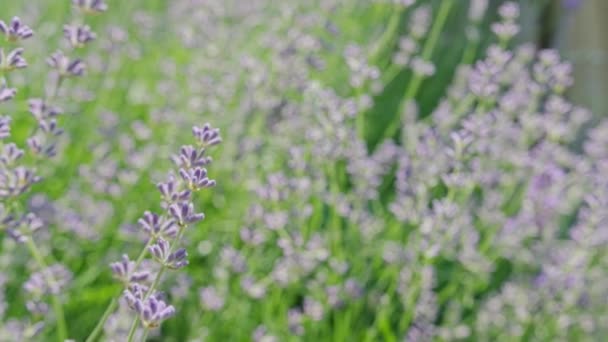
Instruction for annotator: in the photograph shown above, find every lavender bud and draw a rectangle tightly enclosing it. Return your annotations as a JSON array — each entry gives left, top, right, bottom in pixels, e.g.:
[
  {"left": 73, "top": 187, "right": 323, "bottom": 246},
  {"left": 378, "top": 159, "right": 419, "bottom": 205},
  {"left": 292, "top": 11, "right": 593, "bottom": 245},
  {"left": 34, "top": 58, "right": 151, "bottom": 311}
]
[
  {"left": 47, "top": 51, "right": 85, "bottom": 77},
  {"left": 168, "top": 201, "right": 204, "bottom": 226},
  {"left": 72, "top": 0, "right": 108, "bottom": 14},
  {"left": 110, "top": 254, "right": 150, "bottom": 284},
  {"left": 0, "top": 82, "right": 16, "bottom": 102},
  {"left": 138, "top": 211, "right": 178, "bottom": 239},
  {"left": 148, "top": 238, "right": 189, "bottom": 269},
  {"left": 498, "top": 2, "right": 520, "bottom": 21},
  {"left": 63, "top": 24, "right": 96, "bottom": 48},
  {"left": 0, "top": 116, "right": 10, "bottom": 139},
  {"left": 192, "top": 123, "right": 222, "bottom": 148},
  {"left": 157, "top": 176, "right": 191, "bottom": 204},
  {"left": 199, "top": 286, "right": 225, "bottom": 311},
  {"left": 0, "top": 48, "right": 27, "bottom": 71},
  {"left": 491, "top": 22, "right": 519, "bottom": 41},
  {"left": 124, "top": 286, "right": 175, "bottom": 328},
  {"left": 0, "top": 166, "right": 41, "bottom": 197},
  {"left": 178, "top": 167, "right": 216, "bottom": 191},
  {"left": 28, "top": 99, "right": 63, "bottom": 121},
  {"left": 0, "top": 143, "right": 24, "bottom": 165},
  {"left": 0, "top": 17, "right": 34, "bottom": 42},
  {"left": 173, "top": 145, "right": 211, "bottom": 168}
]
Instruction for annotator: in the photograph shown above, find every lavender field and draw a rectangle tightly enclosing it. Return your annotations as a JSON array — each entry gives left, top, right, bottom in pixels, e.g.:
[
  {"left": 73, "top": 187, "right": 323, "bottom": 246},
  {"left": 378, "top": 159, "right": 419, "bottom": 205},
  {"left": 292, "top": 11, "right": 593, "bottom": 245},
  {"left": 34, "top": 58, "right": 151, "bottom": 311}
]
[{"left": 0, "top": 0, "right": 606, "bottom": 341}]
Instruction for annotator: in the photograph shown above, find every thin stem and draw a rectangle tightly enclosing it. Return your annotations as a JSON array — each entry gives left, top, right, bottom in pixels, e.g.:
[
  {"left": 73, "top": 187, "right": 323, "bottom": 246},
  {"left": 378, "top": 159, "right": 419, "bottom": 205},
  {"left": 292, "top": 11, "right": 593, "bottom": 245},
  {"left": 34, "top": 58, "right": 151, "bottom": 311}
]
[
  {"left": 384, "top": 0, "right": 454, "bottom": 140},
  {"left": 85, "top": 238, "right": 154, "bottom": 342},
  {"left": 141, "top": 328, "right": 150, "bottom": 341},
  {"left": 25, "top": 238, "right": 68, "bottom": 342},
  {"left": 369, "top": 7, "right": 405, "bottom": 65},
  {"left": 84, "top": 297, "right": 117, "bottom": 342},
  {"left": 126, "top": 226, "right": 188, "bottom": 342},
  {"left": 462, "top": 29, "right": 481, "bottom": 65}
]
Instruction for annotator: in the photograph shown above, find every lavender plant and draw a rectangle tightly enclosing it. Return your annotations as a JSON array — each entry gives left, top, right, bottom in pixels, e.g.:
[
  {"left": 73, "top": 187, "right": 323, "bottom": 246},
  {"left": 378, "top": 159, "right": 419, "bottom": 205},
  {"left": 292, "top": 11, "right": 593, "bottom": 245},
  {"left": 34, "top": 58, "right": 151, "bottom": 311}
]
[{"left": 1, "top": 0, "right": 606, "bottom": 341}]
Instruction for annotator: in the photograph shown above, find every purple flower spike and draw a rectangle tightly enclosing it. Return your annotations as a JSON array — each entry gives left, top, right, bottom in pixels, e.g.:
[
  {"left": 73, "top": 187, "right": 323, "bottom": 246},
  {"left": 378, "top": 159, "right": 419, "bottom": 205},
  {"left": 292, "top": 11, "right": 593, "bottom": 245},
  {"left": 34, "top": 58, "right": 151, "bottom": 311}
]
[
  {"left": 192, "top": 124, "right": 222, "bottom": 148},
  {"left": 0, "top": 166, "right": 40, "bottom": 198},
  {"left": 63, "top": 24, "right": 96, "bottom": 48},
  {"left": 110, "top": 255, "right": 150, "bottom": 284},
  {"left": 0, "top": 48, "right": 27, "bottom": 71},
  {"left": 0, "top": 17, "right": 34, "bottom": 42},
  {"left": 148, "top": 239, "right": 189, "bottom": 269},
  {"left": 178, "top": 167, "right": 216, "bottom": 191},
  {"left": 28, "top": 99, "right": 63, "bottom": 121},
  {"left": 0, "top": 82, "right": 16, "bottom": 102},
  {"left": 168, "top": 201, "right": 205, "bottom": 226},
  {"left": 0, "top": 116, "right": 10, "bottom": 139},
  {"left": 173, "top": 145, "right": 211, "bottom": 168},
  {"left": 47, "top": 51, "right": 85, "bottom": 77},
  {"left": 0, "top": 143, "right": 24, "bottom": 165},
  {"left": 138, "top": 211, "right": 178, "bottom": 239},
  {"left": 157, "top": 176, "right": 191, "bottom": 204},
  {"left": 72, "top": 0, "right": 108, "bottom": 14}
]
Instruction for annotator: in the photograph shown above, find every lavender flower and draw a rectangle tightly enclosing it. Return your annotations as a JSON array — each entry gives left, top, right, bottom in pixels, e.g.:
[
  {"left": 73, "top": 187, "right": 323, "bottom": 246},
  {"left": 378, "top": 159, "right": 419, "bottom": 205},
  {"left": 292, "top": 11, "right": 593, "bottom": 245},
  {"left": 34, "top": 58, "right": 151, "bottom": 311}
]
[
  {"left": 148, "top": 238, "right": 189, "bottom": 269},
  {"left": 138, "top": 211, "right": 178, "bottom": 239},
  {"left": 0, "top": 82, "right": 16, "bottom": 102},
  {"left": 72, "top": 0, "right": 109, "bottom": 14},
  {"left": 124, "top": 286, "right": 175, "bottom": 328},
  {"left": 193, "top": 124, "right": 222, "bottom": 147},
  {"left": 173, "top": 145, "right": 212, "bottom": 168},
  {"left": 47, "top": 51, "right": 85, "bottom": 77},
  {"left": 178, "top": 167, "right": 216, "bottom": 190},
  {"left": 157, "top": 175, "right": 191, "bottom": 204},
  {"left": 28, "top": 99, "right": 63, "bottom": 121},
  {"left": 63, "top": 24, "right": 97, "bottom": 48},
  {"left": 168, "top": 201, "right": 205, "bottom": 226},
  {"left": 110, "top": 255, "right": 151, "bottom": 285},
  {"left": 0, "top": 116, "right": 10, "bottom": 139},
  {"left": 0, "top": 48, "right": 27, "bottom": 71},
  {"left": 0, "top": 17, "right": 34, "bottom": 42}
]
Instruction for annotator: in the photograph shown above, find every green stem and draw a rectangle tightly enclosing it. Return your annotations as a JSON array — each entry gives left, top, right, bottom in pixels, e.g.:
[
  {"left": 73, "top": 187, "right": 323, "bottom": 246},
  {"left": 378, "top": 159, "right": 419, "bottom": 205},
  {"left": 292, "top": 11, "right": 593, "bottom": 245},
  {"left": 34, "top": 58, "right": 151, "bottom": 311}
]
[
  {"left": 369, "top": 7, "right": 405, "bottom": 66},
  {"left": 462, "top": 33, "right": 480, "bottom": 65},
  {"left": 126, "top": 227, "right": 187, "bottom": 342},
  {"left": 85, "top": 239, "right": 153, "bottom": 342},
  {"left": 25, "top": 238, "right": 68, "bottom": 342},
  {"left": 384, "top": 0, "right": 454, "bottom": 140},
  {"left": 85, "top": 298, "right": 117, "bottom": 342}
]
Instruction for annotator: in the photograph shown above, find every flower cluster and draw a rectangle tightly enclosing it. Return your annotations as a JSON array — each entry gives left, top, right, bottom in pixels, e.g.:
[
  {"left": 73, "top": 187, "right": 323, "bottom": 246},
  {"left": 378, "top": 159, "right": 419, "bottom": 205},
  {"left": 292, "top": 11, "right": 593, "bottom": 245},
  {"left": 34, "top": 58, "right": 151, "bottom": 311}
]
[
  {"left": 104, "top": 124, "right": 221, "bottom": 338},
  {"left": 0, "top": 1, "right": 106, "bottom": 340}
]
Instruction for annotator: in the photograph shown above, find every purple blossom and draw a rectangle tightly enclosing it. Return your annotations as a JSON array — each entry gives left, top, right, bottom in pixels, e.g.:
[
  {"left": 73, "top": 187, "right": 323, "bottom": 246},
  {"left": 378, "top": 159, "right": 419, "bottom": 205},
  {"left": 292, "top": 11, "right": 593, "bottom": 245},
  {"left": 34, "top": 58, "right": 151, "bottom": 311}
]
[
  {"left": 157, "top": 176, "right": 191, "bottom": 204},
  {"left": 47, "top": 51, "right": 85, "bottom": 77},
  {"left": 0, "top": 166, "right": 41, "bottom": 198},
  {"left": 192, "top": 124, "right": 222, "bottom": 147},
  {"left": 110, "top": 255, "right": 150, "bottom": 284},
  {"left": 0, "top": 116, "right": 10, "bottom": 139},
  {"left": 168, "top": 201, "right": 204, "bottom": 226},
  {"left": 199, "top": 286, "right": 225, "bottom": 311},
  {"left": 138, "top": 211, "right": 178, "bottom": 239},
  {"left": 172, "top": 145, "right": 211, "bottom": 168},
  {"left": 124, "top": 286, "right": 175, "bottom": 328},
  {"left": 63, "top": 24, "right": 96, "bottom": 48},
  {"left": 0, "top": 82, "right": 16, "bottom": 102},
  {"left": 0, "top": 17, "right": 34, "bottom": 42},
  {"left": 0, "top": 48, "right": 27, "bottom": 71},
  {"left": 148, "top": 238, "right": 189, "bottom": 269},
  {"left": 178, "top": 167, "right": 216, "bottom": 190},
  {"left": 28, "top": 99, "right": 63, "bottom": 121},
  {"left": 72, "top": 0, "right": 108, "bottom": 14},
  {"left": 0, "top": 143, "right": 24, "bottom": 165}
]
